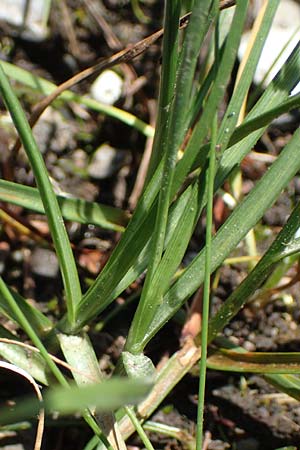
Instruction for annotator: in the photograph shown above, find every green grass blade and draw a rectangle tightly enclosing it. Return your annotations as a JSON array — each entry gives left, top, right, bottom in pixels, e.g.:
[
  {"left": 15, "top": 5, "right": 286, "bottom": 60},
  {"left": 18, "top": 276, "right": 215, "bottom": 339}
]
[
  {"left": 126, "top": 0, "right": 217, "bottom": 354},
  {"left": 126, "top": 178, "right": 202, "bottom": 351},
  {"left": 197, "top": 112, "right": 218, "bottom": 449},
  {"left": 0, "top": 179, "right": 128, "bottom": 232},
  {"left": 0, "top": 60, "right": 154, "bottom": 138},
  {"left": 172, "top": 0, "right": 249, "bottom": 195},
  {"left": 125, "top": 0, "right": 185, "bottom": 351},
  {"left": 262, "top": 254, "right": 298, "bottom": 291},
  {"left": 171, "top": 0, "right": 215, "bottom": 134},
  {"left": 142, "top": 127, "right": 300, "bottom": 350},
  {"left": 146, "top": 1, "right": 181, "bottom": 179},
  {"left": 230, "top": 92, "right": 300, "bottom": 145},
  {"left": 63, "top": 11, "right": 300, "bottom": 334},
  {"left": 0, "top": 62, "right": 81, "bottom": 327},
  {"left": 266, "top": 374, "right": 300, "bottom": 402},
  {"left": 62, "top": 181, "right": 194, "bottom": 331},
  {"left": 208, "top": 202, "right": 300, "bottom": 342},
  {"left": 189, "top": 55, "right": 219, "bottom": 126},
  {"left": 178, "top": 22, "right": 300, "bottom": 201},
  {"left": 70, "top": 41, "right": 300, "bottom": 332},
  {"left": 0, "top": 377, "right": 152, "bottom": 426},
  {"left": 188, "top": 88, "right": 300, "bottom": 178},
  {"left": 208, "top": 349, "right": 300, "bottom": 374},
  {"left": 125, "top": 406, "right": 155, "bottom": 450},
  {"left": 217, "top": 0, "right": 279, "bottom": 149},
  {"left": 189, "top": 40, "right": 300, "bottom": 179},
  {"left": 275, "top": 447, "right": 297, "bottom": 450},
  {"left": 210, "top": 338, "right": 300, "bottom": 404},
  {"left": 189, "top": 39, "right": 300, "bottom": 196},
  {"left": 82, "top": 436, "right": 100, "bottom": 450}
]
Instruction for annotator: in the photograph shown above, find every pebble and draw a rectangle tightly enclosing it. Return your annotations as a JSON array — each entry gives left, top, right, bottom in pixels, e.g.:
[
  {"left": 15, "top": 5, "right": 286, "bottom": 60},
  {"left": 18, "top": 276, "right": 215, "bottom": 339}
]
[
  {"left": 30, "top": 248, "right": 59, "bottom": 278},
  {"left": 11, "top": 250, "right": 23, "bottom": 263},
  {"left": 90, "top": 70, "right": 123, "bottom": 105},
  {"left": 208, "top": 440, "right": 230, "bottom": 450},
  {"left": 0, "top": 0, "right": 49, "bottom": 40},
  {"left": 243, "top": 340, "right": 256, "bottom": 352},
  {"left": 71, "top": 149, "right": 88, "bottom": 170},
  {"left": 34, "top": 108, "right": 76, "bottom": 155},
  {"left": 255, "top": 336, "right": 275, "bottom": 350},
  {"left": 88, "top": 144, "right": 127, "bottom": 179}
]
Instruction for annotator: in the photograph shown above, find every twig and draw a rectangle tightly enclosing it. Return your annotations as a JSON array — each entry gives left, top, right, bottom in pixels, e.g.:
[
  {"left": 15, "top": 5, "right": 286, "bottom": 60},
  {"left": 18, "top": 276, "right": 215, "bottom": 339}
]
[
  {"left": 82, "top": 0, "right": 137, "bottom": 103},
  {"left": 83, "top": 0, "right": 122, "bottom": 51},
  {"left": 128, "top": 99, "right": 156, "bottom": 210},
  {"left": 56, "top": 0, "right": 81, "bottom": 59}
]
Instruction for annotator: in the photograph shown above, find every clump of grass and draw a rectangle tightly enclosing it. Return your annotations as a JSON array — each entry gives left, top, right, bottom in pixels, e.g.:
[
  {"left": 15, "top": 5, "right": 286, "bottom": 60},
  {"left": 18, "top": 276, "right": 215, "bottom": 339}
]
[{"left": 1, "top": 0, "right": 300, "bottom": 449}]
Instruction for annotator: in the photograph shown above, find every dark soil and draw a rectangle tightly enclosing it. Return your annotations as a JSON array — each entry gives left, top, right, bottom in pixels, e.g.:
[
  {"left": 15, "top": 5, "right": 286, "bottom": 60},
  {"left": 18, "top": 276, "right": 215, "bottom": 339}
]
[{"left": 0, "top": 1, "right": 300, "bottom": 449}]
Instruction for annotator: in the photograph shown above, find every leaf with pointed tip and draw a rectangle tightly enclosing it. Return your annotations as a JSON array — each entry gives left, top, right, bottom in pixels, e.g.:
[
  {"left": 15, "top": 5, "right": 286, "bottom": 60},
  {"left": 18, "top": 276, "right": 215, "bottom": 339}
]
[
  {"left": 212, "top": 337, "right": 300, "bottom": 403},
  {"left": 208, "top": 349, "right": 300, "bottom": 374}
]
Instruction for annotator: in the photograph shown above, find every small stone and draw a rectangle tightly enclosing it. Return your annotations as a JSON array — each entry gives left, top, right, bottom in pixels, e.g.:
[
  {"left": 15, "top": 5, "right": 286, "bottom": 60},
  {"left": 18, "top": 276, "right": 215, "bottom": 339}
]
[
  {"left": 243, "top": 340, "right": 256, "bottom": 352},
  {"left": 88, "top": 144, "right": 126, "bottom": 179},
  {"left": 90, "top": 70, "right": 123, "bottom": 105},
  {"left": 0, "top": 0, "right": 50, "bottom": 40},
  {"left": 72, "top": 149, "right": 88, "bottom": 170},
  {"left": 290, "top": 321, "right": 297, "bottom": 330},
  {"left": 229, "top": 336, "right": 239, "bottom": 345},
  {"left": 30, "top": 248, "right": 59, "bottom": 278},
  {"left": 224, "top": 327, "right": 233, "bottom": 337},
  {"left": 208, "top": 440, "right": 230, "bottom": 450},
  {"left": 255, "top": 336, "right": 275, "bottom": 350},
  {"left": 11, "top": 250, "right": 23, "bottom": 263},
  {"left": 34, "top": 108, "right": 76, "bottom": 154}
]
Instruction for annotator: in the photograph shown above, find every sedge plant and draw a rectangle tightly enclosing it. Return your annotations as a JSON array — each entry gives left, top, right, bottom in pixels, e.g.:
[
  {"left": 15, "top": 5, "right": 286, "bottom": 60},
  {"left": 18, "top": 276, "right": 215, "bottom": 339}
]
[{"left": 1, "top": 0, "right": 300, "bottom": 448}]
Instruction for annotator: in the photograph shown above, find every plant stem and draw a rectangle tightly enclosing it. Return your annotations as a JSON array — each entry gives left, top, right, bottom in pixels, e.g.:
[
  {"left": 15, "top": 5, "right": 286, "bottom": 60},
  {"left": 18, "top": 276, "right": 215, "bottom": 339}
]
[
  {"left": 196, "top": 112, "right": 217, "bottom": 450},
  {"left": 146, "top": 0, "right": 180, "bottom": 180},
  {"left": 0, "top": 62, "right": 81, "bottom": 327},
  {"left": 125, "top": 406, "right": 155, "bottom": 450}
]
